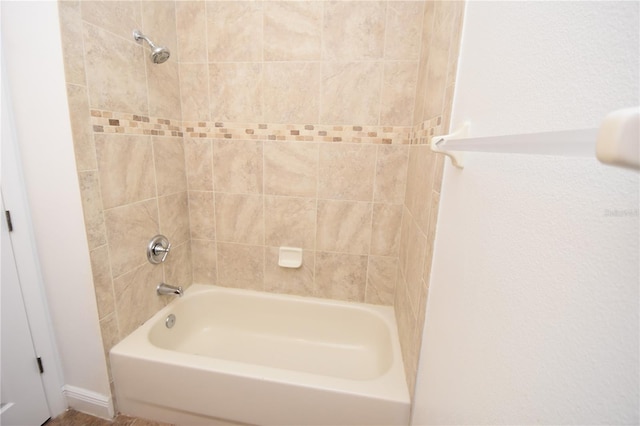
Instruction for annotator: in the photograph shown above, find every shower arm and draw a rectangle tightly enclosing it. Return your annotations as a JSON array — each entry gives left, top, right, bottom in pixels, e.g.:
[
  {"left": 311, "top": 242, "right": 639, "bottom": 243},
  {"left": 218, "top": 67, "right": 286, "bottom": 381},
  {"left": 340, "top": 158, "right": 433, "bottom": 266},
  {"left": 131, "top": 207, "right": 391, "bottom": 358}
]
[{"left": 133, "top": 30, "right": 158, "bottom": 49}]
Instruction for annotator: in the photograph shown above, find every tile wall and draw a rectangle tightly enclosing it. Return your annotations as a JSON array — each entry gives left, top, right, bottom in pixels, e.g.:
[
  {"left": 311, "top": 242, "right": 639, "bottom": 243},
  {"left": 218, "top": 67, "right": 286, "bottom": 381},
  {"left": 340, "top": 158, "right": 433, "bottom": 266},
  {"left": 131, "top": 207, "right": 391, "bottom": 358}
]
[
  {"left": 58, "top": 0, "right": 464, "bottom": 404},
  {"left": 398, "top": 0, "right": 465, "bottom": 394}
]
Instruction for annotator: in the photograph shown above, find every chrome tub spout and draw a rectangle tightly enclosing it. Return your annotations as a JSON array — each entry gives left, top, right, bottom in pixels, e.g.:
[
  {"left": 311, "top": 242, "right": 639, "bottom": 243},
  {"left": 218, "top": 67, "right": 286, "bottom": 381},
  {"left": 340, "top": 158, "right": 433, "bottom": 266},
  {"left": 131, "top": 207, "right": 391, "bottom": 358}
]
[{"left": 157, "top": 283, "right": 183, "bottom": 297}]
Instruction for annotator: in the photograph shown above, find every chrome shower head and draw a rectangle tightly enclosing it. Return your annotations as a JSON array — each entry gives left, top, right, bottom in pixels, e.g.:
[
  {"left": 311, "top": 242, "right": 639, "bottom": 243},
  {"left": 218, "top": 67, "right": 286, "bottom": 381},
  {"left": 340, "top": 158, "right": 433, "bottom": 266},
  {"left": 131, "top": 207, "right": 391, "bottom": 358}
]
[{"left": 133, "top": 30, "right": 170, "bottom": 64}]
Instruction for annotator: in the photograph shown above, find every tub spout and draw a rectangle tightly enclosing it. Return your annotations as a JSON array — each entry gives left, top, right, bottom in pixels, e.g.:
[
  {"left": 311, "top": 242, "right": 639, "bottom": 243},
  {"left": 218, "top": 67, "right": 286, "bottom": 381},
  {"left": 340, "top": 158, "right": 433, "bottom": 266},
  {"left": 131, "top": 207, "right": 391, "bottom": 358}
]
[{"left": 157, "top": 283, "right": 183, "bottom": 297}]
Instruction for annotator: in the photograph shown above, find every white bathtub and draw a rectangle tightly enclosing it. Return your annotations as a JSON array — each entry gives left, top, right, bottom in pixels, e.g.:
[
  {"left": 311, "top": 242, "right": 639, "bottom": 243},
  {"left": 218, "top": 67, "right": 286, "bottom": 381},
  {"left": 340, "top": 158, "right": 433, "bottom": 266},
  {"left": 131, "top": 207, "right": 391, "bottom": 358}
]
[{"left": 110, "top": 284, "right": 410, "bottom": 425}]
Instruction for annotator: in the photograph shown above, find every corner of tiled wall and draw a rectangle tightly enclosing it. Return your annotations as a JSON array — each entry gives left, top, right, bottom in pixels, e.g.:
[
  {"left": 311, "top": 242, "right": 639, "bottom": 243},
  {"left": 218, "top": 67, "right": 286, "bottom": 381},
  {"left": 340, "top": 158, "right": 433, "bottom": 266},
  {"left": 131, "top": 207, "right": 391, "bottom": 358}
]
[{"left": 397, "top": 0, "right": 466, "bottom": 396}]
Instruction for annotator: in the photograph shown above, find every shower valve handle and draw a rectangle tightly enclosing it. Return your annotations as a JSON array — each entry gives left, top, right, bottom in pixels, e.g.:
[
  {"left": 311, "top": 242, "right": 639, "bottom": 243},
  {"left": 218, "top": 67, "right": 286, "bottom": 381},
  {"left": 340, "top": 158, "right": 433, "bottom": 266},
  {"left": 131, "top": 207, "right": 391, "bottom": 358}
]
[
  {"left": 147, "top": 235, "right": 171, "bottom": 264},
  {"left": 153, "top": 242, "right": 171, "bottom": 263}
]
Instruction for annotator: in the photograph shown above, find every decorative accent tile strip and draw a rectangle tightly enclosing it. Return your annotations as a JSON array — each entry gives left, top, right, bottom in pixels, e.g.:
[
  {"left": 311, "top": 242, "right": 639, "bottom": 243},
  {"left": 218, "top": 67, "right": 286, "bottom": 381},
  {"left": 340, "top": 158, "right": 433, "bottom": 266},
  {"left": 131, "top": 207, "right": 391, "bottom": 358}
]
[
  {"left": 90, "top": 110, "right": 432, "bottom": 145},
  {"left": 90, "top": 110, "right": 183, "bottom": 137},
  {"left": 409, "top": 116, "right": 445, "bottom": 145}
]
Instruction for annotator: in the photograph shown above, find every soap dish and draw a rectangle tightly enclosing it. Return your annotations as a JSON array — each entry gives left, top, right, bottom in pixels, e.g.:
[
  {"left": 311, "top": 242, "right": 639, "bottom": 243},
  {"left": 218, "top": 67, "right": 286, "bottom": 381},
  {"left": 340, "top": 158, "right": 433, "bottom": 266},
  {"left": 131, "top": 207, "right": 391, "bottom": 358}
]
[{"left": 278, "top": 247, "right": 303, "bottom": 268}]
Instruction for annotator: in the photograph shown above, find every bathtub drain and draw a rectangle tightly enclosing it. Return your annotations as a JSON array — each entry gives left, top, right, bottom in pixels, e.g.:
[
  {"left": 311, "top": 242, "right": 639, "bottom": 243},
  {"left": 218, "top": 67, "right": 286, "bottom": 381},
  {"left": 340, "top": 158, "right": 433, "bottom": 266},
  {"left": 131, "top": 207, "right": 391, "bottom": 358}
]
[{"left": 165, "top": 314, "right": 176, "bottom": 328}]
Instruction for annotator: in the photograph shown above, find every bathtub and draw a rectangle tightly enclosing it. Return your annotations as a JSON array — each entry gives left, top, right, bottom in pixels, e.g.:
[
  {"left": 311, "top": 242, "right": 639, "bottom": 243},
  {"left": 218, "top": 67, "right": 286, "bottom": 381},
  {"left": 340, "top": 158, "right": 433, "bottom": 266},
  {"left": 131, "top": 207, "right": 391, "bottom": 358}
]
[{"left": 110, "top": 284, "right": 410, "bottom": 425}]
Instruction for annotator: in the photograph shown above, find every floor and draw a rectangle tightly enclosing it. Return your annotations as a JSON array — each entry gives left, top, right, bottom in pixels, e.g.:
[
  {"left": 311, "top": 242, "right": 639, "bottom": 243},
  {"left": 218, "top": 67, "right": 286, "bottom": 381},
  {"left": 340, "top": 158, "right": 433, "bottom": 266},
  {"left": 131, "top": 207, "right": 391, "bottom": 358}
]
[{"left": 45, "top": 409, "right": 173, "bottom": 426}]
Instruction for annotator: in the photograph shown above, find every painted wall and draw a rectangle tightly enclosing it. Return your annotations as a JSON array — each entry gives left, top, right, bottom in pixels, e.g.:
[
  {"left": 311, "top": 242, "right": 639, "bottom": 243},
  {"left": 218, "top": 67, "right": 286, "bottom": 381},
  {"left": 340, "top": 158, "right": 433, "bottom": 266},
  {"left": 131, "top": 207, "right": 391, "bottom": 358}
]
[
  {"left": 1, "top": 0, "right": 111, "bottom": 413},
  {"left": 413, "top": 1, "right": 639, "bottom": 424}
]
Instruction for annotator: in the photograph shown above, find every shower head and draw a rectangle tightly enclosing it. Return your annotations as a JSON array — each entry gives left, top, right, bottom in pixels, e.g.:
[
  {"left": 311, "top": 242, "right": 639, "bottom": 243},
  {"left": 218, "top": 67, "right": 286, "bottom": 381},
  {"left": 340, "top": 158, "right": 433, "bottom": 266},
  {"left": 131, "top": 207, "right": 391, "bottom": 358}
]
[{"left": 133, "top": 29, "right": 170, "bottom": 64}]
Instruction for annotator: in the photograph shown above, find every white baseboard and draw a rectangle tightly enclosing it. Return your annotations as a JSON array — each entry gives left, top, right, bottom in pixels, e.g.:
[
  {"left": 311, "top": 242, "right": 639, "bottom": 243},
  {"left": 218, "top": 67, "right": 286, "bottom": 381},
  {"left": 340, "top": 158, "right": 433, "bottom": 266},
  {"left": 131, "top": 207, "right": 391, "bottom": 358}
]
[{"left": 62, "top": 385, "right": 114, "bottom": 420}]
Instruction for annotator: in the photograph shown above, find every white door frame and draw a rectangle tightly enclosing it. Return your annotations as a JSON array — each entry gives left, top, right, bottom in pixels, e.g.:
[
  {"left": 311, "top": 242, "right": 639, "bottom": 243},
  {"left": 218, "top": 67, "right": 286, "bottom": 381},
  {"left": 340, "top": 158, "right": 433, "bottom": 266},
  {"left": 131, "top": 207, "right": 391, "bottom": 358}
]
[{"left": 1, "top": 58, "right": 67, "bottom": 419}]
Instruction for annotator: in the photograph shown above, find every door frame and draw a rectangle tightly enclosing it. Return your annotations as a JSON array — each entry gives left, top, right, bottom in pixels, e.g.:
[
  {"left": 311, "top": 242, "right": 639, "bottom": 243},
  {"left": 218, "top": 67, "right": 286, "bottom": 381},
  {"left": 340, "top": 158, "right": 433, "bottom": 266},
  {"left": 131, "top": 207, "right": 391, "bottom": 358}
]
[{"left": 1, "top": 58, "right": 67, "bottom": 418}]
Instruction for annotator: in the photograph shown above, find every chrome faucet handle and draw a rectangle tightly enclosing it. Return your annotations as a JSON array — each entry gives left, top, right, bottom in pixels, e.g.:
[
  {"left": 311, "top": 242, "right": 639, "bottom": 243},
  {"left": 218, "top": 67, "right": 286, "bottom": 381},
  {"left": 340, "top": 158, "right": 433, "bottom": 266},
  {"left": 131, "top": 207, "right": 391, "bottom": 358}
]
[
  {"left": 147, "top": 235, "right": 171, "bottom": 264},
  {"left": 153, "top": 241, "right": 171, "bottom": 263}
]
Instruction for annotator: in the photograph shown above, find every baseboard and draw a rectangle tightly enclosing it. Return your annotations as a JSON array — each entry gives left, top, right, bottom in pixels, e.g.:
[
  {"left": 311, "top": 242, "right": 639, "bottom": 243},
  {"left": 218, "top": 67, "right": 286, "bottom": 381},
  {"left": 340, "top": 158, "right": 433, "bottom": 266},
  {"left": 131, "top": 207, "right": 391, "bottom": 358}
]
[{"left": 62, "top": 385, "right": 114, "bottom": 420}]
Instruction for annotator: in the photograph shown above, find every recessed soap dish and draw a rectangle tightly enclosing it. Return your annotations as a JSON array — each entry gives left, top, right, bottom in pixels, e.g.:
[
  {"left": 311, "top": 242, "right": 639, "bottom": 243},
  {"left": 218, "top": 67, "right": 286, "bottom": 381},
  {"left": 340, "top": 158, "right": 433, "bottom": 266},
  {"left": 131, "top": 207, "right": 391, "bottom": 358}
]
[{"left": 278, "top": 247, "right": 302, "bottom": 268}]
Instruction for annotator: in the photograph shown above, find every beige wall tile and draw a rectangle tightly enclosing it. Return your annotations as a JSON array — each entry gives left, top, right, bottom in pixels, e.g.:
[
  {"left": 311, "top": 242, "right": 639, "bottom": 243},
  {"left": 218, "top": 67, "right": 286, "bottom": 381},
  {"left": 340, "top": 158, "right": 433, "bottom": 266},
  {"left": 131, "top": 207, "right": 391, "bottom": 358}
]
[
  {"left": 217, "top": 243, "right": 264, "bottom": 290},
  {"left": 447, "top": 2, "right": 466, "bottom": 83},
  {"left": 99, "top": 313, "right": 119, "bottom": 379},
  {"left": 189, "top": 191, "right": 216, "bottom": 240},
  {"left": 80, "top": 0, "right": 142, "bottom": 41},
  {"left": 384, "top": 1, "right": 424, "bottom": 60},
  {"left": 398, "top": 205, "right": 411, "bottom": 278},
  {"left": 104, "top": 199, "right": 159, "bottom": 277},
  {"left": 320, "top": 62, "right": 383, "bottom": 125},
  {"left": 141, "top": 1, "right": 178, "bottom": 60},
  {"left": 113, "top": 262, "right": 164, "bottom": 338},
  {"left": 404, "top": 145, "right": 435, "bottom": 232},
  {"left": 58, "top": 1, "right": 85, "bottom": 85},
  {"left": 206, "top": 1, "right": 263, "bottom": 62},
  {"left": 264, "top": 142, "right": 318, "bottom": 197},
  {"left": 318, "top": 144, "right": 377, "bottom": 201},
  {"left": 394, "top": 277, "right": 418, "bottom": 395},
  {"left": 209, "top": 63, "right": 263, "bottom": 122},
  {"left": 158, "top": 191, "right": 190, "bottom": 245},
  {"left": 374, "top": 145, "right": 409, "bottom": 204},
  {"left": 176, "top": 1, "right": 207, "bottom": 62},
  {"left": 415, "top": 148, "right": 437, "bottom": 233},
  {"left": 89, "top": 245, "right": 115, "bottom": 319},
  {"left": 147, "top": 61, "right": 182, "bottom": 120},
  {"left": 191, "top": 239, "right": 217, "bottom": 285},
  {"left": 366, "top": 256, "right": 397, "bottom": 305},
  {"left": 215, "top": 193, "right": 264, "bottom": 245},
  {"left": 82, "top": 23, "right": 148, "bottom": 114},
  {"left": 433, "top": 151, "right": 445, "bottom": 193},
  {"left": 371, "top": 203, "right": 402, "bottom": 256},
  {"left": 412, "top": 1, "right": 436, "bottom": 125},
  {"left": 423, "top": 1, "right": 457, "bottom": 121},
  {"left": 213, "top": 140, "right": 263, "bottom": 194},
  {"left": 316, "top": 200, "right": 372, "bottom": 255},
  {"left": 180, "top": 63, "right": 210, "bottom": 122},
  {"left": 315, "top": 252, "right": 367, "bottom": 302},
  {"left": 264, "top": 1, "right": 322, "bottom": 61},
  {"left": 153, "top": 136, "right": 187, "bottom": 196},
  {"left": 323, "top": 1, "right": 385, "bottom": 61},
  {"left": 380, "top": 61, "right": 419, "bottom": 126},
  {"left": 185, "top": 139, "right": 213, "bottom": 191},
  {"left": 422, "top": 47, "right": 448, "bottom": 121},
  {"left": 442, "top": 84, "right": 456, "bottom": 136},
  {"left": 264, "top": 196, "right": 316, "bottom": 249},
  {"left": 163, "top": 241, "right": 193, "bottom": 289},
  {"left": 264, "top": 247, "right": 314, "bottom": 297},
  {"left": 95, "top": 134, "right": 155, "bottom": 209},
  {"left": 263, "top": 62, "right": 320, "bottom": 124},
  {"left": 415, "top": 279, "right": 429, "bottom": 363},
  {"left": 78, "top": 171, "right": 107, "bottom": 249},
  {"left": 423, "top": 190, "right": 440, "bottom": 282},
  {"left": 405, "top": 216, "right": 427, "bottom": 313},
  {"left": 66, "top": 84, "right": 97, "bottom": 171}
]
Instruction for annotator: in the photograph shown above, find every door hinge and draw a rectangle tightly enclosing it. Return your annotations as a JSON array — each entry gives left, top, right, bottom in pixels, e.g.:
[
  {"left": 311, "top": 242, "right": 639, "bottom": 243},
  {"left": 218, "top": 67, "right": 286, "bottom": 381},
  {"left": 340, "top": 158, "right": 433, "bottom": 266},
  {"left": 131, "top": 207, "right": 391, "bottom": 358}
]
[
  {"left": 36, "top": 357, "right": 44, "bottom": 374},
  {"left": 5, "top": 210, "right": 13, "bottom": 232}
]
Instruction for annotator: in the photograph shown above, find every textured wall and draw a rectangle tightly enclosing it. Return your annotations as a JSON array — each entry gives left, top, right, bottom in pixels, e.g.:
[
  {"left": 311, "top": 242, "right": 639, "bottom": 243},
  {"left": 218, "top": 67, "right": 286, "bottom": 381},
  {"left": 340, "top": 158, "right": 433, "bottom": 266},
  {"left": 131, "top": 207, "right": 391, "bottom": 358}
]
[{"left": 413, "top": 1, "right": 639, "bottom": 424}]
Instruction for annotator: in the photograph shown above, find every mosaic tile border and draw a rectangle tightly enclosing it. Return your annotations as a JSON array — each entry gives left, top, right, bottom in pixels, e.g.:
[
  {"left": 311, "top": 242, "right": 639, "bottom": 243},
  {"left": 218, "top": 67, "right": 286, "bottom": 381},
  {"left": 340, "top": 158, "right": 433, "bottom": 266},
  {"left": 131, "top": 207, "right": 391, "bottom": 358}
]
[
  {"left": 90, "top": 110, "right": 442, "bottom": 145},
  {"left": 409, "top": 116, "right": 445, "bottom": 145}
]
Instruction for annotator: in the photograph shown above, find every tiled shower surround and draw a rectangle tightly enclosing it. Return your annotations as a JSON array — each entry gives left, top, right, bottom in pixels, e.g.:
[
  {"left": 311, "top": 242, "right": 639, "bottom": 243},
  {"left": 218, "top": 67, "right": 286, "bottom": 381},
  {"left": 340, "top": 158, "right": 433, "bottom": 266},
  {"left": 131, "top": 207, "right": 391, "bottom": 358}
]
[{"left": 58, "top": 0, "right": 463, "bottom": 405}]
